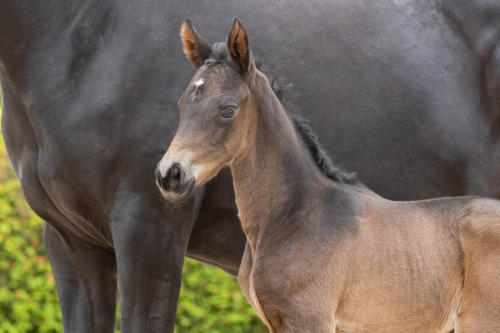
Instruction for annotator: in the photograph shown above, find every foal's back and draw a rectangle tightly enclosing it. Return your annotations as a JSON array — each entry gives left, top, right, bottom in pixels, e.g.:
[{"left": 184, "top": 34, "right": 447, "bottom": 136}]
[{"left": 328, "top": 192, "right": 500, "bottom": 332}]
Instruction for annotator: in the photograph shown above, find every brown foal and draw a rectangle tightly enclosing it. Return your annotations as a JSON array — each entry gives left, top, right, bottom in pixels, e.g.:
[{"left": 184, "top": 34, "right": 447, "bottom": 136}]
[{"left": 157, "top": 19, "right": 500, "bottom": 332}]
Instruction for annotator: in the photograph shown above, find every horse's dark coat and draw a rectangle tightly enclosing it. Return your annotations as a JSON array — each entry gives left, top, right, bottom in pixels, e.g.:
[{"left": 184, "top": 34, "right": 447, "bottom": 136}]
[{"left": 1, "top": 0, "right": 500, "bottom": 331}]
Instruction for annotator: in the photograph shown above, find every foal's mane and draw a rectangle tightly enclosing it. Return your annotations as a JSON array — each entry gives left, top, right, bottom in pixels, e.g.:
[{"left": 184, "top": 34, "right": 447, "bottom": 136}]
[
  {"left": 205, "top": 46, "right": 358, "bottom": 185},
  {"left": 268, "top": 76, "right": 358, "bottom": 185},
  {"left": 290, "top": 116, "right": 358, "bottom": 184}
]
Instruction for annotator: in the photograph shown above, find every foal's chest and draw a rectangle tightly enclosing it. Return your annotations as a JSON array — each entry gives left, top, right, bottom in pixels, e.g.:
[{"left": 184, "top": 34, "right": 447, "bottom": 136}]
[{"left": 240, "top": 244, "right": 340, "bottom": 331}]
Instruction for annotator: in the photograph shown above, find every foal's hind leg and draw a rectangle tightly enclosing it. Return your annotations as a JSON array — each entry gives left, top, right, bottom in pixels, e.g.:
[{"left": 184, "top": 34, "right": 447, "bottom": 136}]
[
  {"left": 455, "top": 283, "right": 500, "bottom": 333},
  {"left": 456, "top": 310, "right": 500, "bottom": 333},
  {"left": 456, "top": 244, "right": 500, "bottom": 330}
]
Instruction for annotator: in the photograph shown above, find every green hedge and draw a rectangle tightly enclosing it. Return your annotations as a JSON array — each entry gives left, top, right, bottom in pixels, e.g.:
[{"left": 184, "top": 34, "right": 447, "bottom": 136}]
[
  {"left": 0, "top": 107, "right": 265, "bottom": 332},
  {"left": 0, "top": 117, "right": 61, "bottom": 333},
  {"left": 176, "top": 260, "right": 264, "bottom": 333}
]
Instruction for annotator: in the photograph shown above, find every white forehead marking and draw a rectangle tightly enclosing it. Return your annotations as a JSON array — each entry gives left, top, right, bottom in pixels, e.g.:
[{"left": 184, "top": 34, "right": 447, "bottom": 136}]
[
  {"left": 194, "top": 78, "right": 204, "bottom": 88},
  {"left": 191, "top": 78, "right": 205, "bottom": 101}
]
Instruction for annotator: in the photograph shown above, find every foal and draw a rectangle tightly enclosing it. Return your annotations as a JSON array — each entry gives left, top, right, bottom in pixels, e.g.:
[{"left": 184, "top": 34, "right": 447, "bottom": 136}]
[{"left": 156, "top": 19, "right": 500, "bottom": 332}]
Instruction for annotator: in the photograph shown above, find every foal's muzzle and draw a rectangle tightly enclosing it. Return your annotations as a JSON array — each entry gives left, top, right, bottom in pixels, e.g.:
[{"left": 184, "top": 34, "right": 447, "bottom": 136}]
[{"left": 155, "top": 162, "right": 195, "bottom": 202}]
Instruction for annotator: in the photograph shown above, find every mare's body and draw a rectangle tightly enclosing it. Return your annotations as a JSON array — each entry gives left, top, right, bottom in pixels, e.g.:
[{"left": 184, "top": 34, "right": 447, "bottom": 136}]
[
  {"left": 160, "top": 20, "right": 500, "bottom": 332},
  {"left": 1, "top": 0, "right": 500, "bottom": 331}
]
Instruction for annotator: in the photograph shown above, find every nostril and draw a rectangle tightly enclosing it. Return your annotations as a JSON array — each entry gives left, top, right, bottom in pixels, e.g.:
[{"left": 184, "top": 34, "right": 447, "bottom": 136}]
[
  {"left": 155, "top": 167, "right": 170, "bottom": 192},
  {"left": 171, "top": 165, "right": 180, "bottom": 179},
  {"left": 166, "top": 163, "right": 184, "bottom": 192}
]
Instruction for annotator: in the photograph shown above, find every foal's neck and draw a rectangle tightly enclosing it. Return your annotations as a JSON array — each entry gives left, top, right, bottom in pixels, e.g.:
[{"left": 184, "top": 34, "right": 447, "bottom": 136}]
[{"left": 230, "top": 72, "right": 326, "bottom": 247}]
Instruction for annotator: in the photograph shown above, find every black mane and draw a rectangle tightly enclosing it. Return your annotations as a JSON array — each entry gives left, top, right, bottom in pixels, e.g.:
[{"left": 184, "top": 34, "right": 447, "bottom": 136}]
[
  {"left": 291, "top": 116, "right": 358, "bottom": 184},
  {"left": 269, "top": 77, "right": 358, "bottom": 185}
]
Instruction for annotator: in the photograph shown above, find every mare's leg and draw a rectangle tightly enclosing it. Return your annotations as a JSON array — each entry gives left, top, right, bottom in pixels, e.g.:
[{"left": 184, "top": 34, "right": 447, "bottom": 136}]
[
  {"left": 44, "top": 222, "right": 117, "bottom": 333},
  {"left": 111, "top": 191, "right": 204, "bottom": 333},
  {"left": 187, "top": 168, "right": 246, "bottom": 276}
]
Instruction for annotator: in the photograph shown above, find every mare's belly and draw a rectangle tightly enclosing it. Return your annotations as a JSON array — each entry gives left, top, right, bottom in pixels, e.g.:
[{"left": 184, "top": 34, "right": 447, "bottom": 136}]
[{"left": 35, "top": 148, "right": 113, "bottom": 246}]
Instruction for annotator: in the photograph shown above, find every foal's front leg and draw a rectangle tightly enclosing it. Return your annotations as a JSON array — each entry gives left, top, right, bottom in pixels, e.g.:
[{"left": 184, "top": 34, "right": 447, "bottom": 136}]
[
  {"left": 276, "top": 317, "right": 336, "bottom": 333},
  {"left": 238, "top": 243, "right": 277, "bottom": 332},
  {"left": 240, "top": 250, "right": 337, "bottom": 333}
]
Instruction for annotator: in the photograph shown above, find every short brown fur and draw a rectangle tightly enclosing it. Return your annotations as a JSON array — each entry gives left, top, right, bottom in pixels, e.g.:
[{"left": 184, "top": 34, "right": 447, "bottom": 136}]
[{"left": 159, "top": 20, "right": 500, "bottom": 332}]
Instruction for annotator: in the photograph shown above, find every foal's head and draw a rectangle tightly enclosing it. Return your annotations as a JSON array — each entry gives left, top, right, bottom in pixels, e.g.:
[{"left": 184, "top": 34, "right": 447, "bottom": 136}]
[{"left": 156, "top": 19, "right": 258, "bottom": 202}]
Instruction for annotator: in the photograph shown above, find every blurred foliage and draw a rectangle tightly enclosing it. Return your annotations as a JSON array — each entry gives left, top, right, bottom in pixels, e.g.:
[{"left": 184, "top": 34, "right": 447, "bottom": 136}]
[
  {"left": 0, "top": 105, "right": 265, "bottom": 332},
  {"left": 0, "top": 112, "right": 61, "bottom": 333},
  {"left": 176, "top": 260, "right": 265, "bottom": 333}
]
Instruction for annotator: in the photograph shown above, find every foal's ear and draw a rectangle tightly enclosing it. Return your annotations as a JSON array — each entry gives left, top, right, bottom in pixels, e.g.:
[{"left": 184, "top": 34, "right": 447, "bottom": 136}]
[
  {"left": 227, "top": 18, "right": 251, "bottom": 73},
  {"left": 180, "top": 19, "right": 212, "bottom": 69}
]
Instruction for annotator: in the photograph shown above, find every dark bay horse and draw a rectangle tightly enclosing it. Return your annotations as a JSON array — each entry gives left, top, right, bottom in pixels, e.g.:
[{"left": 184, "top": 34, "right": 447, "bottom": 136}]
[
  {"left": 1, "top": 0, "right": 500, "bottom": 331},
  {"left": 159, "top": 19, "right": 500, "bottom": 332}
]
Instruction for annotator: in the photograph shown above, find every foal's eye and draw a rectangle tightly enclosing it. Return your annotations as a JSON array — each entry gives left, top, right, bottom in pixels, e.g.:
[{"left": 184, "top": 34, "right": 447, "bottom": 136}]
[{"left": 220, "top": 106, "right": 236, "bottom": 119}]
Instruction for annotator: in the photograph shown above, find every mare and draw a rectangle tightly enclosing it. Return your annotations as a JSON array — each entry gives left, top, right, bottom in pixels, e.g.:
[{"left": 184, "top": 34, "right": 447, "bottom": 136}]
[
  {"left": 1, "top": 0, "right": 500, "bottom": 331},
  {"left": 158, "top": 19, "right": 500, "bottom": 333}
]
